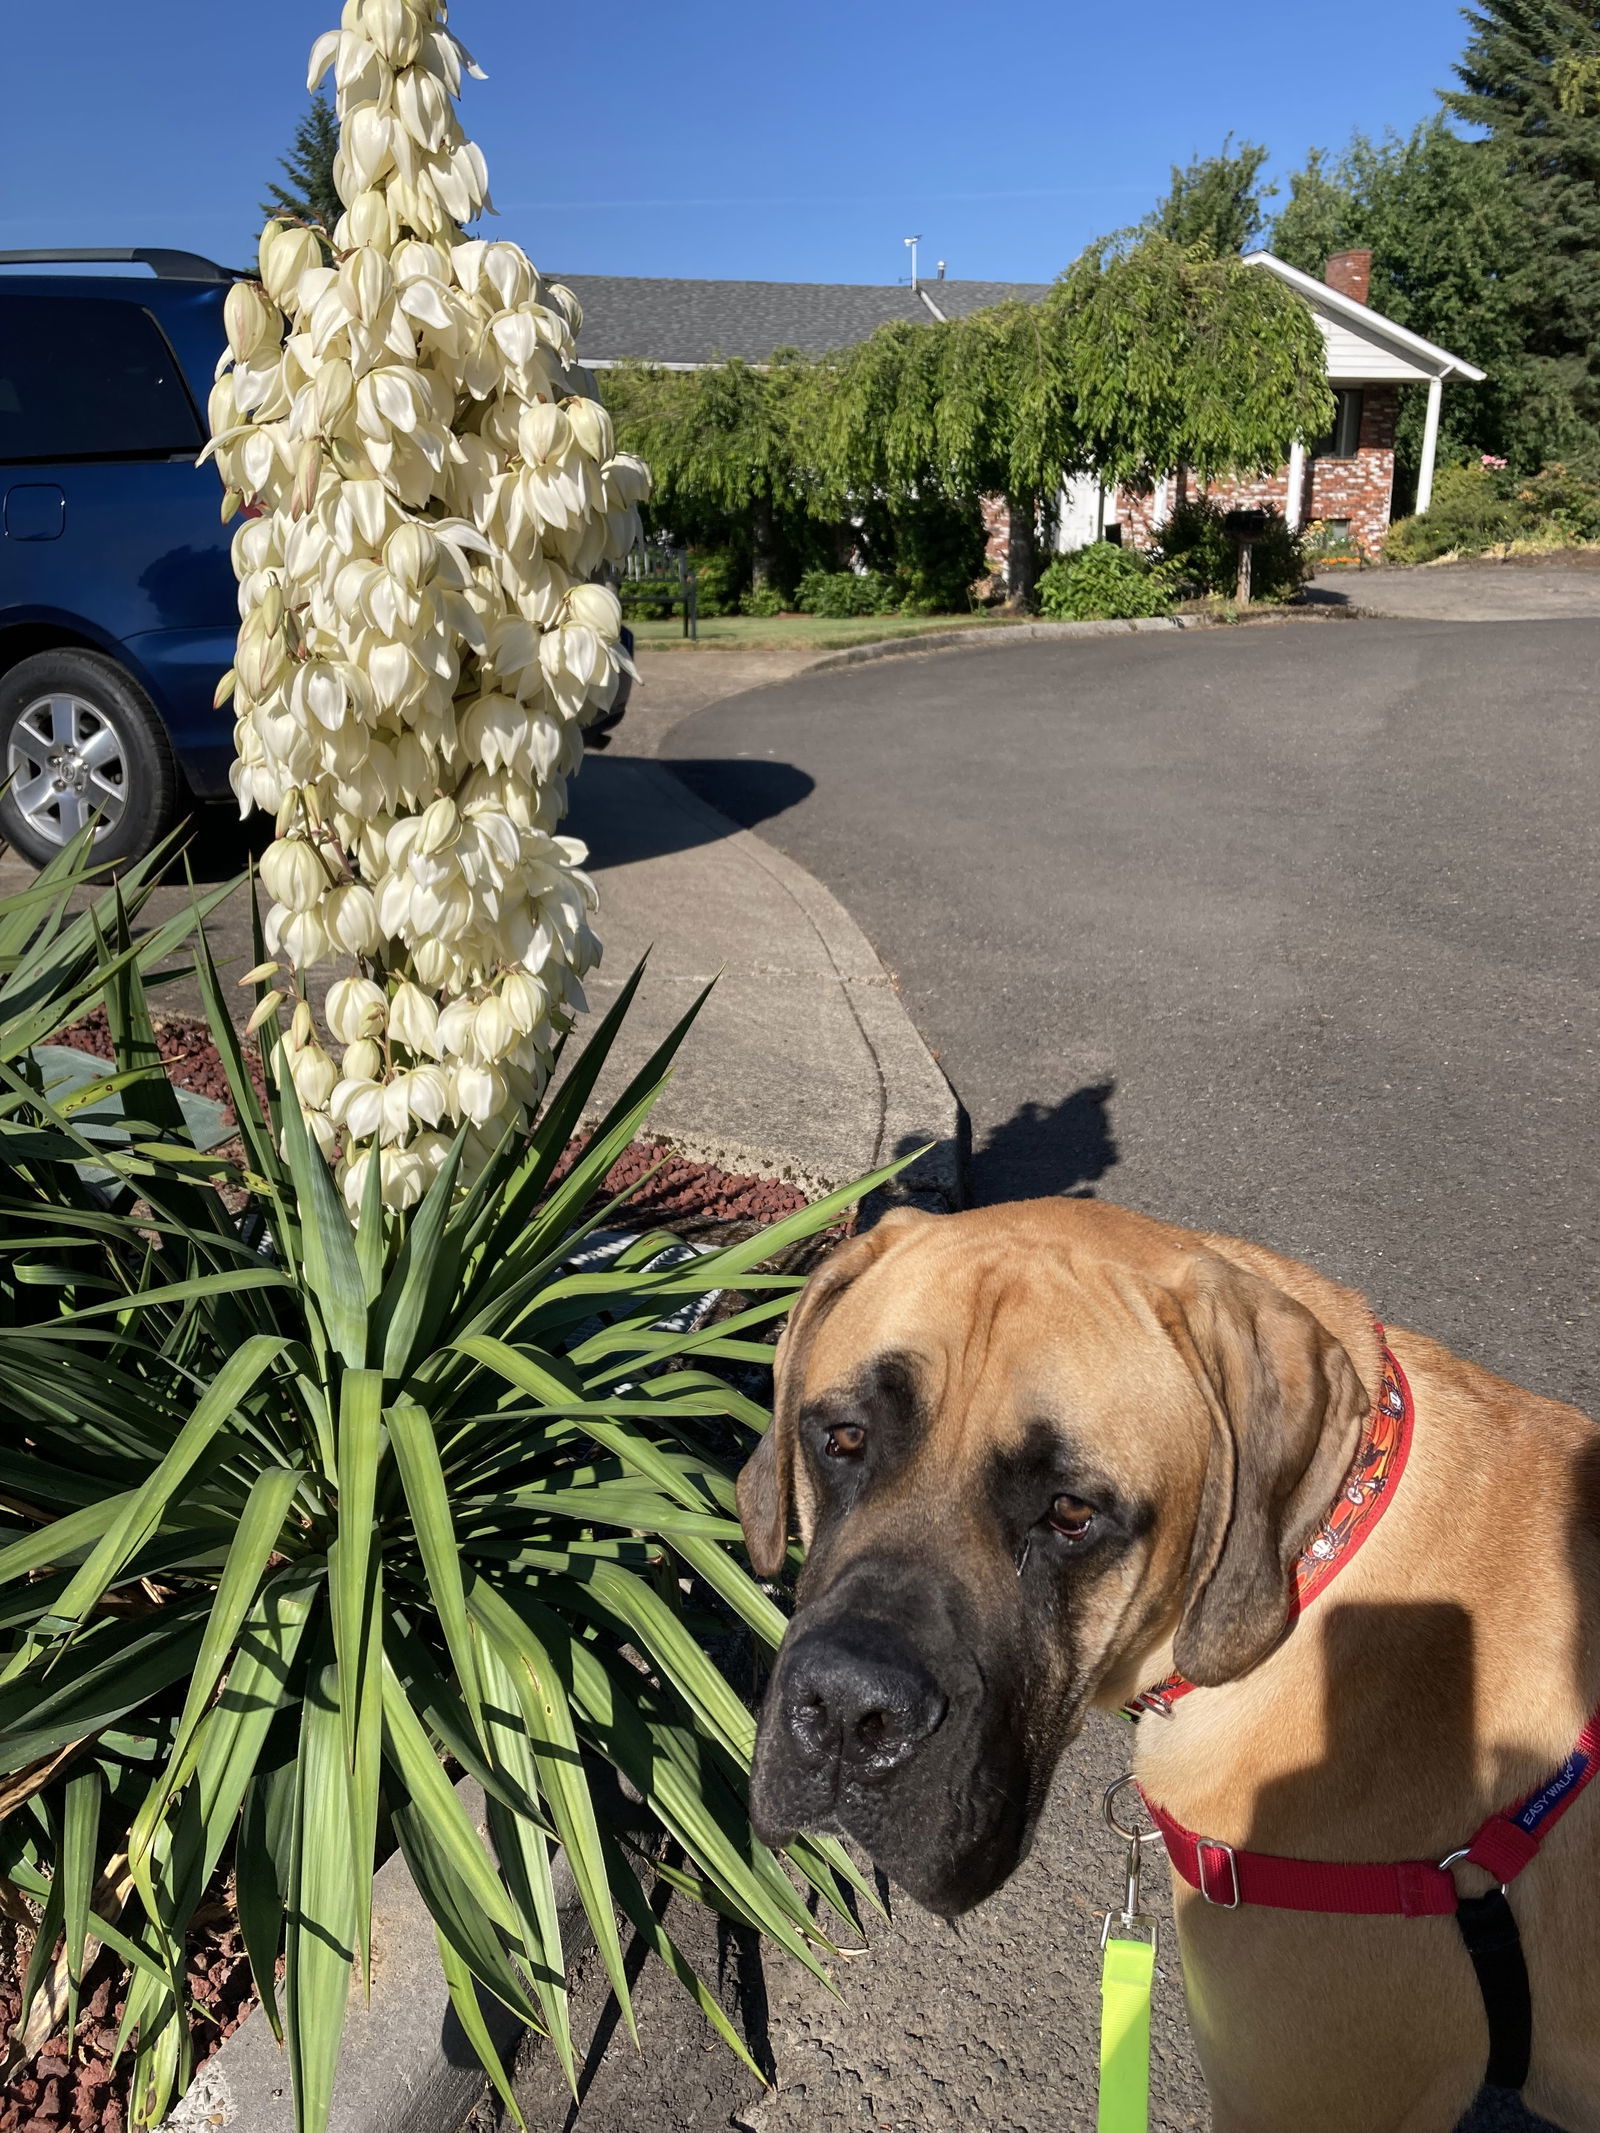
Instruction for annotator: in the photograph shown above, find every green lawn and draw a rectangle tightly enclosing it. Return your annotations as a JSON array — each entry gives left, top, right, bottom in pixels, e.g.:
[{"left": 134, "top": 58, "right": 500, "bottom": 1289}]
[{"left": 625, "top": 610, "right": 1025, "bottom": 652}]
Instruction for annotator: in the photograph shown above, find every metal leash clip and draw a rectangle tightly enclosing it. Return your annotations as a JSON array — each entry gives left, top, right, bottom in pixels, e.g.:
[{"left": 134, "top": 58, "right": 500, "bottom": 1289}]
[{"left": 1100, "top": 1774, "right": 1163, "bottom": 1959}]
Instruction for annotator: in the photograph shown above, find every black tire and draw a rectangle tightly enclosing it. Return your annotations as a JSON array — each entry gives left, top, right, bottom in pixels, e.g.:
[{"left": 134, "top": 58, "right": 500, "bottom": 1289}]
[{"left": 0, "top": 648, "right": 181, "bottom": 870}]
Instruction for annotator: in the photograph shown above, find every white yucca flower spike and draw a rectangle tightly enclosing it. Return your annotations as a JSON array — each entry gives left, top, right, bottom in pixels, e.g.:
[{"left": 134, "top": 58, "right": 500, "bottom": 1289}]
[{"left": 210, "top": 0, "right": 650, "bottom": 1214}]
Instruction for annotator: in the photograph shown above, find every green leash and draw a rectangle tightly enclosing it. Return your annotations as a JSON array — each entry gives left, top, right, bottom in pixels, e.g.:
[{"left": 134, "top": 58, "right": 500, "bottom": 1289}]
[
  {"left": 1098, "top": 1935, "right": 1156, "bottom": 2132},
  {"left": 1097, "top": 1776, "right": 1162, "bottom": 2133}
]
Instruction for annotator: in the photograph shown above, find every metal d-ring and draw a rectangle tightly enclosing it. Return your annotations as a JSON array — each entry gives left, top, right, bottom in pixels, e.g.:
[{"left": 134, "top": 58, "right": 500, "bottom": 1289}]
[
  {"left": 1102, "top": 1773, "right": 1164, "bottom": 1848},
  {"left": 1439, "top": 1845, "right": 1509, "bottom": 1896}
]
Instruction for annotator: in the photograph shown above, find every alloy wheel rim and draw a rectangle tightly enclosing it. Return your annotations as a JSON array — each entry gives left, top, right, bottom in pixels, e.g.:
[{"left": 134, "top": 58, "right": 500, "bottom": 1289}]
[{"left": 7, "top": 693, "right": 129, "bottom": 847}]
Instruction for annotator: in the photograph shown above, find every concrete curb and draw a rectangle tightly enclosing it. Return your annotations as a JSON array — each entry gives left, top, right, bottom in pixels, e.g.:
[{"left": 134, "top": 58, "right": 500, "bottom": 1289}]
[
  {"left": 638, "top": 760, "right": 964, "bottom": 1213},
  {"left": 802, "top": 602, "right": 1358, "bottom": 674},
  {"left": 161, "top": 1787, "right": 590, "bottom": 2133},
  {"left": 805, "top": 613, "right": 1201, "bottom": 672}
]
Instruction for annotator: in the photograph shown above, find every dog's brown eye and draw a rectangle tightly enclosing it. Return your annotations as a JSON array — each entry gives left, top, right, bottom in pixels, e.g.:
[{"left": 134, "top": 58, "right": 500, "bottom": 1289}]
[
  {"left": 825, "top": 1423, "right": 866, "bottom": 1458},
  {"left": 1049, "top": 1495, "right": 1095, "bottom": 1538}
]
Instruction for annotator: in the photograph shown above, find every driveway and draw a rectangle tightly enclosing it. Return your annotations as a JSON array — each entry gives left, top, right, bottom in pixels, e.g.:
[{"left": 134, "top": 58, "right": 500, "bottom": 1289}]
[
  {"left": 620, "top": 617, "right": 1595, "bottom": 2133},
  {"left": 1311, "top": 555, "right": 1600, "bottom": 622}
]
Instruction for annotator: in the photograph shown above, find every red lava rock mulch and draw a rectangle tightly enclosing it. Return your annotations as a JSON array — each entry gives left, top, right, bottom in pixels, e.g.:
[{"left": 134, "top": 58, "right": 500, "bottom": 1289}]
[
  {"left": 1, "top": 1903, "right": 254, "bottom": 2133},
  {"left": 555, "top": 1132, "right": 807, "bottom": 1229},
  {"left": 52, "top": 1011, "right": 811, "bottom": 1234}
]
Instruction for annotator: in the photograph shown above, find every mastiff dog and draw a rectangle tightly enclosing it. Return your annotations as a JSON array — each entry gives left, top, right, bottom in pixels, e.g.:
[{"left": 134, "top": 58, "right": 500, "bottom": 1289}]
[{"left": 738, "top": 1199, "right": 1600, "bottom": 2133}]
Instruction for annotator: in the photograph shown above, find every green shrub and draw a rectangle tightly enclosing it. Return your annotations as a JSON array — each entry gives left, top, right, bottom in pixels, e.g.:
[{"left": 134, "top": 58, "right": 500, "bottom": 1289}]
[
  {"left": 0, "top": 838, "right": 889, "bottom": 2132},
  {"left": 1511, "top": 460, "right": 1600, "bottom": 544},
  {"left": 1156, "top": 498, "right": 1306, "bottom": 603},
  {"left": 687, "top": 547, "right": 743, "bottom": 618},
  {"left": 1036, "top": 541, "right": 1173, "bottom": 621},
  {"left": 794, "top": 569, "right": 897, "bottom": 619},
  {"left": 1384, "top": 460, "right": 1518, "bottom": 562},
  {"left": 882, "top": 497, "right": 987, "bottom": 613},
  {"left": 739, "top": 584, "right": 786, "bottom": 617}
]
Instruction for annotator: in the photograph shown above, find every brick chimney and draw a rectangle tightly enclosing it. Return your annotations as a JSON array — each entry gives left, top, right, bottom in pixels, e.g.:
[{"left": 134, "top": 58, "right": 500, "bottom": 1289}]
[{"left": 1324, "top": 249, "right": 1372, "bottom": 305}]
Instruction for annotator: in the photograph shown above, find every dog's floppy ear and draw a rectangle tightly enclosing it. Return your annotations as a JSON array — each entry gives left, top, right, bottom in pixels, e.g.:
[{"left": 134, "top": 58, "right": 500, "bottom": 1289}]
[
  {"left": 1153, "top": 1257, "right": 1369, "bottom": 1687},
  {"left": 737, "top": 1208, "right": 934, "bottom": 1577}
]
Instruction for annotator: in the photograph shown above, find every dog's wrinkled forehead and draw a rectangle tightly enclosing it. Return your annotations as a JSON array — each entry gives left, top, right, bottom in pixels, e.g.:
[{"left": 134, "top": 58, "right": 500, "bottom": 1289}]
[{"left": 796, "top": 1218, "right": 1193, "bottom": 1479}]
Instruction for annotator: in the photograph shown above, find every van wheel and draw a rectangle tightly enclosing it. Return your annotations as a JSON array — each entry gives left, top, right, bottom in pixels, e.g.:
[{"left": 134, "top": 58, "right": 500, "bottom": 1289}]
[{"left": 0, "top": 648, "right": 181, "bottom": 870}]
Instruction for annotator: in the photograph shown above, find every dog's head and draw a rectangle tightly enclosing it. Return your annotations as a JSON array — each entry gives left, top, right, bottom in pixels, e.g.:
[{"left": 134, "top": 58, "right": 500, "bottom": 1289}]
[{"left": 740, "top": 1198, "right": 1370, "bottom": 1917}]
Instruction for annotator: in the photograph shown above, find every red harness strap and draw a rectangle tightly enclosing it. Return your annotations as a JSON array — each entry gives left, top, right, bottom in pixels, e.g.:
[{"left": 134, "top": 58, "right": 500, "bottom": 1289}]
[{"left": 1140, "top": 1713, "right": 1600, "bottom": 1917}]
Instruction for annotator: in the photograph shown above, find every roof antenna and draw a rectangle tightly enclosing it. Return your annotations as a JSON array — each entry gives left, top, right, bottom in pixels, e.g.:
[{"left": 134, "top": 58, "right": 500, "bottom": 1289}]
[{"left": 904, "top": 234, "right": 921, "bottom": 292}]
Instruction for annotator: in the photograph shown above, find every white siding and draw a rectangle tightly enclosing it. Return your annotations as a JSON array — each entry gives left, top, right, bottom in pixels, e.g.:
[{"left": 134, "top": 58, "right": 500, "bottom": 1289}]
[{"left": 1313, "top": 305, "right": 1439, "bottom": 384}]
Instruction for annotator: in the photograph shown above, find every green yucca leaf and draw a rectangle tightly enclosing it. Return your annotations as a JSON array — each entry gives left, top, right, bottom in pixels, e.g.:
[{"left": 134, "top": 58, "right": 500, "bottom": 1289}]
[
  {"left": 461, "top": 1584, "right": 635, "bottom": 2025},
  {"left": 374, "top": 1131, "right": 465, "bottom": 1380},
  {"left": 49, "top": 1333, "right": 287, "bottom": 1632},
  {"left": 287, "top": 1637, "right": 359, "bottom": 2133},
  {"left": 435, "top": 1932, "right": 527, "bottom": 2128},
  {"left": 599, "top": 1829, "right": 772, "bottom": 2086},
  {"left": 59, "top": 1761, "right": 102, "bottom": 2041},
  {"left": 0, "top": 1602, "right": 209, "bottom": 1769},
  {"left": 387, "top": 1786, "right": 547, "bottom": 2032},
  {"left": 128, "top": 1467, "right": 302, "bottom": 1881},
  {"left": 274, "top": 1040, "right": 366, "bottom": 1370},
  {"left": 378, "top": 1656, "right": 521, "bottom": 1938},
  {"left": 384, "top": 1397, "right": 483, "bottom": 1736}
]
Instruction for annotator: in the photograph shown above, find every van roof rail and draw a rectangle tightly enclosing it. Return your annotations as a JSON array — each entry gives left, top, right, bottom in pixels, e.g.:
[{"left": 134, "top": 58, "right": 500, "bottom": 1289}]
[{"left": 0, "top": 248, "right": 237, "bottom": 282}]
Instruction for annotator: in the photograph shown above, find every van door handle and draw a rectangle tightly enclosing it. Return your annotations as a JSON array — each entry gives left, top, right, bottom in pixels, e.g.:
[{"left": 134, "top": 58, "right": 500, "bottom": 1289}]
[{"left": 4, "top": 484, "right": 66, "bottom": 540}]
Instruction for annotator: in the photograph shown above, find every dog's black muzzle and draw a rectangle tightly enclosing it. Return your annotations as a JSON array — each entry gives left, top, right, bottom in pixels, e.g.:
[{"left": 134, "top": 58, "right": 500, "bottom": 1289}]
[{"left": 749, "top": 1560, "right": 1036, "bottom": 1917}]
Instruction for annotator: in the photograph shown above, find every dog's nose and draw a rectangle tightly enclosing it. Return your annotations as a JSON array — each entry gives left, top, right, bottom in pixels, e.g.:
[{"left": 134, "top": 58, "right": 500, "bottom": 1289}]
[{"left": 781, "top": 1622, "right": 948, "bottom": 1780}]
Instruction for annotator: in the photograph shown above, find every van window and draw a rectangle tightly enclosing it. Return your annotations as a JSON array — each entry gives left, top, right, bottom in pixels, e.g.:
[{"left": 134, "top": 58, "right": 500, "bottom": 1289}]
[{"left": 0, "top": 296, "right": 203, "bottom": 463}]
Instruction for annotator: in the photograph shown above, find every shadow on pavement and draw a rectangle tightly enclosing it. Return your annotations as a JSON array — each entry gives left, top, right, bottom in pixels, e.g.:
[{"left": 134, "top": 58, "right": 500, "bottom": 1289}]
[
  {"left": 167, "top": 801, "right": 273, "bottom": 886},
  {"left": 567, "top": 754, "right": 815, "bottom": 869},
  {"left": 973, "top": 1080, "right": 1119, "bottom": 1204}
]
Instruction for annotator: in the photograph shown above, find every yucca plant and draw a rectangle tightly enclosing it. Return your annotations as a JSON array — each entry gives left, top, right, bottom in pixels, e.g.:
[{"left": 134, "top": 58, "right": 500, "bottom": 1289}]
[{"left": 0, "top": 846, "right": 891, "bottom": 2132}]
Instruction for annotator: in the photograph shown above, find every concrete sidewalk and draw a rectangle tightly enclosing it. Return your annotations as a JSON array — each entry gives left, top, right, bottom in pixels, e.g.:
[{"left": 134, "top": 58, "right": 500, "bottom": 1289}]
[{"left": 564, "top": 744, "right": 960, "bottom": 1205}]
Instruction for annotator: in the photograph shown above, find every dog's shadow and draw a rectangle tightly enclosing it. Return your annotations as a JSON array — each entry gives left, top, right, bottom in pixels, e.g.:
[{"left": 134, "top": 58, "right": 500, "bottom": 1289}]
[{"left": 973, "top": 1081, "right": 1119, "bottom": 1203}]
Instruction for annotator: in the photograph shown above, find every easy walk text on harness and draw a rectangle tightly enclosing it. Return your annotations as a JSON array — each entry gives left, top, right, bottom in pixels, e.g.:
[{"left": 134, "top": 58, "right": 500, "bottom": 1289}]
[{"left": 1096, "top": 1329, "right": 1600, "bottom": 2128}]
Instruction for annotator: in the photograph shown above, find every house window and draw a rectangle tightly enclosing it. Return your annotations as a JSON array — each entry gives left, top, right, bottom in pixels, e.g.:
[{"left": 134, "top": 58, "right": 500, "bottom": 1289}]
[{"left": 1314, "top": 389, "right": 1365, "bottom": 461}]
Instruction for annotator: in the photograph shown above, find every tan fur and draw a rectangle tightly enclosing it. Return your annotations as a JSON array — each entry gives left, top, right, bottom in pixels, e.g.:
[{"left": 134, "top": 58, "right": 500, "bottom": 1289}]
[{"left": 768, "top": 1199, "right": 1600, "bottom": 2133}]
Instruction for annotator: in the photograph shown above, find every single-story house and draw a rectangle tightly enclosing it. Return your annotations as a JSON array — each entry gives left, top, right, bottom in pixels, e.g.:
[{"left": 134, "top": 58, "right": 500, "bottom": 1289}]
[
  {"left": 558, "top": 250, "right": 1484, "bottom": 569},
  {"left": 1086, "top": 250, "right": 1485, "bottom": 560}
]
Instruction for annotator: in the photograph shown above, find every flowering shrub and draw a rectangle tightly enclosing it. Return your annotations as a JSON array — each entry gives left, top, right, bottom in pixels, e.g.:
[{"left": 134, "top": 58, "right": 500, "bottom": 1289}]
[{"left": 207, "top": 1, "right": 650, "bottom": 1212}]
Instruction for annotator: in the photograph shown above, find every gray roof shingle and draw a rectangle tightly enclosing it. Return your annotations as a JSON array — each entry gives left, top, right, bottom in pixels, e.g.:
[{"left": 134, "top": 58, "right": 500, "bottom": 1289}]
[{"left": 552, "top": 276, "right": 1052, "bottom": 365}]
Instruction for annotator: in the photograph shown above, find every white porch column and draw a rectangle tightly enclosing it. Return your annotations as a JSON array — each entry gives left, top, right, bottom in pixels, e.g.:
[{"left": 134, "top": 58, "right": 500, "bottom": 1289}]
[
  {"left": 1417, "top": 374, "right": 1445, "bottom": 515},
  {"left": 1285, "top": 437, "right": 1306, "bottom": 531}
]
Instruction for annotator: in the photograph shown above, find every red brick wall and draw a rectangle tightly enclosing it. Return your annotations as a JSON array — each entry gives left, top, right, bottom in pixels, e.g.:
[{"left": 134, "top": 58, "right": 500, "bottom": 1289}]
[
  {"left": 1111, "top": 385, "right": 1399, "bottom": 560},
  {"left": 1305, "top": 385, "right": 1396, "bottom": 556}
]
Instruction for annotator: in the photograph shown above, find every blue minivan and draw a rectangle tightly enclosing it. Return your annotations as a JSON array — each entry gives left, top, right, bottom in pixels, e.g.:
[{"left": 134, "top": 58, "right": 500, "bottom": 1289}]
[
  {"left": 0, "top": 247, "right": 630, "bottom": 868},
  {"left": 0, "top": 249, "right": 242, "bottom": 867}
]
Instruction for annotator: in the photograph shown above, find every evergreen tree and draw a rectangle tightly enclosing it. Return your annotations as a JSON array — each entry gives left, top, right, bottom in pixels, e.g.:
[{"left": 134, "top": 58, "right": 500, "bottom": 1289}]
[
  {"left": 1441, "top": 0, "right": 1600, "bottom": 455},
  {"left": 260, "top": 88, "right": 342, "bottom": 233},
  {"left": 1146, "top": 137, "right": 1275, "bottom": 254}
]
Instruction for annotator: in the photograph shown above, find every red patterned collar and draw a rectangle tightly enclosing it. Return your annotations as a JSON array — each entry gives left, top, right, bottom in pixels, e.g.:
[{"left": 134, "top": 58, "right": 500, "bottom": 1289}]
[{"left": 1123, "top": 1326, "right": 1414, "bottom": 1719}]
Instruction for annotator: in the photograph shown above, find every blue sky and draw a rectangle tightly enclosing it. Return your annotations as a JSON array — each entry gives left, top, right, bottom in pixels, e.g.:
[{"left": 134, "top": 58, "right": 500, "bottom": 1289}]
[{"left": 7, "top": 0, "right": 1470, "bottom": 286}]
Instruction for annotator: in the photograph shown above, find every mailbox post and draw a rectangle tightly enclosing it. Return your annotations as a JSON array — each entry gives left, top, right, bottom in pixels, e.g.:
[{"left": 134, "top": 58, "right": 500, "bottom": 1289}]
[{"left": 1224, "top": 508, "right": 1268, "bottom": 605}]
